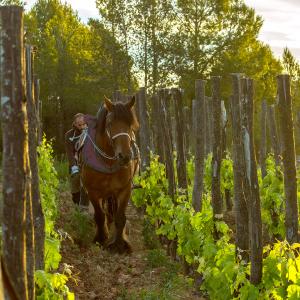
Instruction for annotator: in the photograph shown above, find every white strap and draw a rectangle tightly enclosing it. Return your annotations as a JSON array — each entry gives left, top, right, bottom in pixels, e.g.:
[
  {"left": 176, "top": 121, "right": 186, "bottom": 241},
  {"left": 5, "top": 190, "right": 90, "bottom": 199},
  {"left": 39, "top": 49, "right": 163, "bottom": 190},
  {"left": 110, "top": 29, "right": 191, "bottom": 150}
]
[{"left": 111, "top": 132, "right": 131, "bottom": 140}]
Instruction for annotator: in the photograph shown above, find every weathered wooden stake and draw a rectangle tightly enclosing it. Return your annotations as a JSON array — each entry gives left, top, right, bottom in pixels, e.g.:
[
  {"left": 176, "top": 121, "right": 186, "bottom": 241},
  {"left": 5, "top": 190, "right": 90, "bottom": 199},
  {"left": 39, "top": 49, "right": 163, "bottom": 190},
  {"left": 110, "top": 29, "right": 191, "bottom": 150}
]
[
  {"left": 152, "top": 94, "right": 165, "bottom": 163},
  {"left": 137, "top": 87, "right": 151, "bottom": 171},
  {"left": 241, "top": 78, "right": 262, "bottom": 285},
  {"left": 0, "top": 6, "right": 31, "bottom": 299},
  {"left": 230, "top": 74, "right": 249, "bottom": 261},
  {"left": 172, "top": 88, "right": 188, "bottom": 191},
  {"left": 260, "top": 100, "right": 267, "bottom": 178},
  {"left": 183, "top": 106, "right": 190, "bottom": 157},
  {"left": 159, "top": 89, "right": 176, "bottom": 199},
  {"left": 211, "top": 77, "right": 223, "bottom": 222},
  {"left": 192, "top": 80, "right": 206, "bottom": 212},
  {"left": 33, "top": 75, "right": 42, "bottom": 144},
  {"left": 267, "top": 104, "right": 281, "bottom": 166},
  {"left": 26, "top": 46, "right": 45, "bottom": 272},
  {"left": 221, "top": 101, "right": 232, "bottom": 211},
  {"left": 205, "top": 96, "right": 213, "bottom": 155},
  {"left": 277, "top": 74, "right": 298, "bottom": 243},
  {"left": 25, "top": 44, "right": 36, "bottom": 300}
]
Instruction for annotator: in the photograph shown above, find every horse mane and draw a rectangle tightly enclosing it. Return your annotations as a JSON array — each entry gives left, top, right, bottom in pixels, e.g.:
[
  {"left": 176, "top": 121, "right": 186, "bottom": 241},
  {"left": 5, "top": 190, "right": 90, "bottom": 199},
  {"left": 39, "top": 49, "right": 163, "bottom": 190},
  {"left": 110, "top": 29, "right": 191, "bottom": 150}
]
[{"left": 96, "top": 101, "right": 139, "bottom": 134}]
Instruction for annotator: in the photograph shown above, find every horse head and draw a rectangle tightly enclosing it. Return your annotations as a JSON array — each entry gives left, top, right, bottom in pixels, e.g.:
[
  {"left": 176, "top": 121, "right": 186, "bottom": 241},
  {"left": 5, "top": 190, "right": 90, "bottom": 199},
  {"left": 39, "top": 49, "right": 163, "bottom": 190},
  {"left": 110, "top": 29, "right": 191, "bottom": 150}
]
[{"left": 97, "top": 96, "right": 139, "bottom": 166}]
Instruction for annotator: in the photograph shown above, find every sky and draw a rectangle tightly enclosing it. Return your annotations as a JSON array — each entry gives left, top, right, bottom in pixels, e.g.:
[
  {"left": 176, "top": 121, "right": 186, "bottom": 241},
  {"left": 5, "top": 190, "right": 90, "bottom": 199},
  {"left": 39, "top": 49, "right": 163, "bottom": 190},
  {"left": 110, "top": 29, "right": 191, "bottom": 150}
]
[
  {"left": 244, "top": 0, "right": 300, "bottom": 60},
  {"left": 25, "top": 0, "right": 300, "bottom": 61}
]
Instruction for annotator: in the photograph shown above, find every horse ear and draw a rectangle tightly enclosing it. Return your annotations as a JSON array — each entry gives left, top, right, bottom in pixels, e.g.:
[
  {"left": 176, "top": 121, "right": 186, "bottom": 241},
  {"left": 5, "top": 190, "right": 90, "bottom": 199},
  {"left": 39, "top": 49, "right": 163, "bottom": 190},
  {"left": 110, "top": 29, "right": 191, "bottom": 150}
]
[
  {"left": 104, "top": 96, "right": 113, "bottom": 112},
  {"left": 126, "top": 96, "right": 135, "bottom": 109}
]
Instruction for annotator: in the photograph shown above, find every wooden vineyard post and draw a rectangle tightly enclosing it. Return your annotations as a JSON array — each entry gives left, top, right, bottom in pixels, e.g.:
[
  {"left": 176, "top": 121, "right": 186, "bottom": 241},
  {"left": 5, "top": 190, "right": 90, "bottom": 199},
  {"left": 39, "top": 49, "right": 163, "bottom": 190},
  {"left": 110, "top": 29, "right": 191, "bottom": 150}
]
[
  {"left": 159, "top": 89, "right": 176, "bottom": 199},
  {"left": 221, "top": 101, "right": 232, "bottom": 211},
  {"left": 172, "top": 88, "right": 188, "bottom": 191},
  {"left": 267, "top": 104, "right": 281, "bottom": 166},
  {"left": 33, "top": 76, "right": 42, "bottom": 144},
  {"left": 192, "top": 80, "right": 206, "bottom": 212},
  {"left": 211, "top": 76, "right": 223, "bottom": 223},
  {"left": 183, "top": 106, "right": 190, "bottom": 157},
  {"left": 241, "top": 78, "right": 262, "bottom": 285},
  {"left": 137, "top": 87, "right": 151, "bottom": 171},
  {"left": 0, "top": 6, "right": 32, "bottom": 299},
  {"left": 112, "top": 90, "right": 122, "bottom": 102},
  {"left": 26, "top": 46, "right": 45, "bottom": 271},
  {"left": 277, "top": 74, "right": 298, "bottom": 243},
  {"left": 230, "top": 74, "right": 249, "bottom": 261},
  {"left": 205, "top": 96, "right": 213, "bottom": 155},
  {"left": 152, "top": 94, "right": 165, "bottom": 163},
  {"left": 260, "top": 100, "right": 267, "bottom": 178},
  {"left": 164, "top": 90, "right": 175, "bottom": 152},
  {"left": 221, "top": 100, "right": 228, "bottom": 157},
  {"left": 25, "top": 44, "right": 36, "bottom": 300},
  {"left": 192, "top": 99, "right": 197, "bottom": 154}
]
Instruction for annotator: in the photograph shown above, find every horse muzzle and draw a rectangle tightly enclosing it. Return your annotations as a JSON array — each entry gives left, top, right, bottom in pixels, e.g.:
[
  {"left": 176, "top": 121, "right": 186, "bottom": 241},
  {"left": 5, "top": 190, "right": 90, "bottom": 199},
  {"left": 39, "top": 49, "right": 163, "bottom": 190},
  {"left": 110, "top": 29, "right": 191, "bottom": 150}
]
[{"left": 117, "top": 153, "right": 131, "bottom": 167}]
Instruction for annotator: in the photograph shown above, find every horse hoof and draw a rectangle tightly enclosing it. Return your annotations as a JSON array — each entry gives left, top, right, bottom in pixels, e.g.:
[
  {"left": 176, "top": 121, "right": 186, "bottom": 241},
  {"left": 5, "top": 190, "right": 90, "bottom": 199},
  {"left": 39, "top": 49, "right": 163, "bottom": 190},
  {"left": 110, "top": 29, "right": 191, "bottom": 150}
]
[{"left": 106, "top": 239, "right": 132, "bottom": 255}]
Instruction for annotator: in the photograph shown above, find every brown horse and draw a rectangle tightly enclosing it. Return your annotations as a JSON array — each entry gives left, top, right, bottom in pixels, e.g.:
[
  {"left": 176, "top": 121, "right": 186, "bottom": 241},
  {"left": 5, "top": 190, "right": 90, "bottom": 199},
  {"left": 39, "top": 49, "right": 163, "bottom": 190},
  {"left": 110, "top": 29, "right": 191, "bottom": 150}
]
[{"left": 81, "top": 96, "right": 139, "bottom": 254}]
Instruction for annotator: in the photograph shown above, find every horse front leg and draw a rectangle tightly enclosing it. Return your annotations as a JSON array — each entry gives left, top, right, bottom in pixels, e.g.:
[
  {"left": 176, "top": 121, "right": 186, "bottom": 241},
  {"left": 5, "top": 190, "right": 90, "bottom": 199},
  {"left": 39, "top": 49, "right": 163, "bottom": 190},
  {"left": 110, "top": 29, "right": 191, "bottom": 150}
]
[
  {"left": 106, "top": 187, "right": 132, "bottom": 254},
  {"left": 88, "top": 190, "right": 108, "bottom": 246}
]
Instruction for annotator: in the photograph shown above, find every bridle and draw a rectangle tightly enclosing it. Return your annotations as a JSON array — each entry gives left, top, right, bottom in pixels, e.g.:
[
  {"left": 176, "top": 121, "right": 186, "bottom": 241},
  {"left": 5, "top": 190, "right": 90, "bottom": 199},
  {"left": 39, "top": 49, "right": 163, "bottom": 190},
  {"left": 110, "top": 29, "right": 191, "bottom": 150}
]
[
  {"left": 106, "top": 131, "right": 132, "bottom": 145},
  {"left": 85, "top": 113, "right": 134, "bottom": 162}
]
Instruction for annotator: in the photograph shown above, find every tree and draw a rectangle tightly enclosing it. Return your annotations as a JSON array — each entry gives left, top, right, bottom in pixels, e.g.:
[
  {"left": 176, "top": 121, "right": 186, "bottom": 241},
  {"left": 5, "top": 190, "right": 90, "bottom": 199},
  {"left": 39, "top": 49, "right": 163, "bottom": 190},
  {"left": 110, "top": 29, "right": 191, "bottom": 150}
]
[
  {"left": 96, "top": 0, "right": 135, "bottom": 92},
  {"left": 25, "top": 0, "right": 135, "bottom": 152},
  {"left": 171, "top": 1, "right": 264, "bottom": 98},
  {"left": 282, "top": 48, "right": 300, "bottom": 151},
  {"left": 0, "top": 0, "right": 24, "bottom": 5}
]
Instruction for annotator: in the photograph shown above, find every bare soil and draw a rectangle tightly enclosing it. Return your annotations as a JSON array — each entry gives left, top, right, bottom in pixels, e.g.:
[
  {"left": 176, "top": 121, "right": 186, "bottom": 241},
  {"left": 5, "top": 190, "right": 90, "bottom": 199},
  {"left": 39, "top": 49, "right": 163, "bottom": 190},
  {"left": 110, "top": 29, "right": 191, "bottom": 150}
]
[{"left": 57, "top": 190, "right": 207, "bottom": 300}]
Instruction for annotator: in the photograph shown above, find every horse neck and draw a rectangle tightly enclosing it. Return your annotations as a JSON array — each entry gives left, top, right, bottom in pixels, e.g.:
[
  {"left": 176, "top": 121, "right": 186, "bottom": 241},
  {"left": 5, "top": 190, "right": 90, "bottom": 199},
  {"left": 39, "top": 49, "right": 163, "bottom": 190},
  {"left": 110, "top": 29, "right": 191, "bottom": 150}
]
[{"left": 95, "top": 128, "right": 115, "bottom": 162}]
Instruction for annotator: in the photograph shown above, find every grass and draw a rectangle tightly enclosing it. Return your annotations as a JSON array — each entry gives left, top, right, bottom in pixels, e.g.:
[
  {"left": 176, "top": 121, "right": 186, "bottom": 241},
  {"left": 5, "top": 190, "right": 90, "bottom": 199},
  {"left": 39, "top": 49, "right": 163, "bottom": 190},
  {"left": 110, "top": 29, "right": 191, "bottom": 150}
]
[{"left": 64, "top": 206, "right": 94, "bottom": 247}]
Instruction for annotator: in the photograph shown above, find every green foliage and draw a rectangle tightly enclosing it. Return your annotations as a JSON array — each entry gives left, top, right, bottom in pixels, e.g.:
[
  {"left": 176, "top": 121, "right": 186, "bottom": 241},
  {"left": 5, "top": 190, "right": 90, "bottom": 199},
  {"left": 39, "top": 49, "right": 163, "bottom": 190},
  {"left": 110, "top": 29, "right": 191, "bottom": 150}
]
[
  {"left": 146, "top": 249, "right": 170, "bottom": 269},
  {"left": 0, "top": 0, "right": 24, "bottom": 5},
  {"left": 36, "top": 137, "right": 74, "bottom": 299},
  {"left": 260, "top": 156, "right": 285, "bottom": 239},
  {"left": 133, "top": 155, "right": 300, "bottom": 300},
  {"left": 25, "top": 0, "right": 135, "bottom": 152},
  {"left": 66, "top": 207, "right": 94, "bottom": 246},
  {"left": 204, "top": 153, "right": 234, "bottom": 201},
  {"left": 35, "top": 269, "right": 74, "bottom": 300},
  {"left": 54, "top": 158, "right": 69, "bottom": 181},
  {"left": 38, "top": 136, "right": 59, "bottom": 236},
  {"left": 142, "top": 218, "right": 160, "bottom": 250}
]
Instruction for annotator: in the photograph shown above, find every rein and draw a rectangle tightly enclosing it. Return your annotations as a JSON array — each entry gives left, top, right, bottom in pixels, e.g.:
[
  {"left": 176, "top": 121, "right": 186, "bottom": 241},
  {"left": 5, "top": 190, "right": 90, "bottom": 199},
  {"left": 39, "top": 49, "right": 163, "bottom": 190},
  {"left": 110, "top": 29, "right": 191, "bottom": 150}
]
[{"left": 86, "top": 128, "right": 132, "bottom": 161}]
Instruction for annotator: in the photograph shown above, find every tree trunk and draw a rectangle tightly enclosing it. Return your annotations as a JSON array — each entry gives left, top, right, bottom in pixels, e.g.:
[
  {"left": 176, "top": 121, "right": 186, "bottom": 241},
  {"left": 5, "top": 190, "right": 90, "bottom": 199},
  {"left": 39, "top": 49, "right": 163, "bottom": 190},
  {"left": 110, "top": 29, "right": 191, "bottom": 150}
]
[
  {"left": 0, "top": 6, "right": 31, "bottom": 299},
  {"left": 192, "top": 80, "right": 206, "bottom": 212},
  {"left": 241, "top": 78, "right": 262, "bottom": 285},
  {"left": 230, "top": 74, "right": 249, "bottom": 261},
  {"left": 277, "top": 74, "right": 298, "bottom": 243},
  {"left": 211, "top": 77, "right": 223, "bottom": 222},
  {"left": 260, "top": 100, "right": 267, "bottom": 178}
]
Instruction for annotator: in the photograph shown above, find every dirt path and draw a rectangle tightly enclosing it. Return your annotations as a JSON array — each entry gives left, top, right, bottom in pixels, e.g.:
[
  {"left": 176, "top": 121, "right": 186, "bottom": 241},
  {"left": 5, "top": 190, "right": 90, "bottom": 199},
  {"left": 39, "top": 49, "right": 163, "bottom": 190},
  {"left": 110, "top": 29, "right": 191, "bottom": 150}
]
[{"left": 57, "top": 191, "right": 207, "bottom": 300}]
